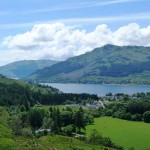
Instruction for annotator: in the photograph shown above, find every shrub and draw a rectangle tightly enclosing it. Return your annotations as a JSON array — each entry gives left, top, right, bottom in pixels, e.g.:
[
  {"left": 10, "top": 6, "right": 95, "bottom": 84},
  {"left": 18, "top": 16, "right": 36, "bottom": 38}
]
[
  {"left": 21, "top": 128, "right": 33, "bottom": 138},
  {"left": 62, "top": 125, "right": 76, "bottom": 136},
  {"left": 143, "top": 111, "right": 150, "bottom": 123}
]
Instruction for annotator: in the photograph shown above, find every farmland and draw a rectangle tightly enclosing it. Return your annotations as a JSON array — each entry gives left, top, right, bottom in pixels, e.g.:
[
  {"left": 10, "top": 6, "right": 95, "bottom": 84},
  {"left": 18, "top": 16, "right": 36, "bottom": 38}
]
[{"left": 86, "top": 117, "right": 150, "bottom": 150}]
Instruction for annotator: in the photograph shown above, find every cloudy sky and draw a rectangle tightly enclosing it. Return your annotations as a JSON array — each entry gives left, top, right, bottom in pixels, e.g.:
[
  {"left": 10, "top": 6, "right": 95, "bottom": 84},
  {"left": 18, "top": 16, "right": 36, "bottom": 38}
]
[{"left": 0, "top": 0, "right": 150, "bottom": 66}]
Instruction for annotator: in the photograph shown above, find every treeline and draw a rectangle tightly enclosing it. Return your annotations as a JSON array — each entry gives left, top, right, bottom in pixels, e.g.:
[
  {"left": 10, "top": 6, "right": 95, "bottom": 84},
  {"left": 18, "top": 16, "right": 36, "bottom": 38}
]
[
  {"left": 37, "top": 92, "right": 98, "bottom": 105},
  {"left": 0, "top": 82, "right": 98, "bottom": 109},
  {"left": 104, "top": 100, "right": 150, "bottom": 123}
]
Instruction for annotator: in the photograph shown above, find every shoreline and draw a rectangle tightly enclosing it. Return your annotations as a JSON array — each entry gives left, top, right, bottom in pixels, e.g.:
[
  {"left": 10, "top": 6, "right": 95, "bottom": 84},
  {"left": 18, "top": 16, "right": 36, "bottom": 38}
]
[{"left": 41, "top": 82, "right": 150, "bottom": 87}]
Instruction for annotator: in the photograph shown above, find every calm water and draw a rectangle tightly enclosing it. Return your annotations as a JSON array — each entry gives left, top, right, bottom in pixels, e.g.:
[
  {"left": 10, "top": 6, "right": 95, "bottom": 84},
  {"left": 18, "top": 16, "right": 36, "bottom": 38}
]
[{"left": 43, "top": 83, "right": 150, "bottom": 96}]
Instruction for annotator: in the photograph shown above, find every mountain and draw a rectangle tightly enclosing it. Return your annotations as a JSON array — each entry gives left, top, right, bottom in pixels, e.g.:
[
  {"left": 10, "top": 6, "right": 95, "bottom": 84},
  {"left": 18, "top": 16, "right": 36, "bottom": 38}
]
[
  {"left": 27, "top": 45, "right": 150, "bottom": 84},
  {"left": 0, "top": 59, "right": 58, "bottom": 79}
]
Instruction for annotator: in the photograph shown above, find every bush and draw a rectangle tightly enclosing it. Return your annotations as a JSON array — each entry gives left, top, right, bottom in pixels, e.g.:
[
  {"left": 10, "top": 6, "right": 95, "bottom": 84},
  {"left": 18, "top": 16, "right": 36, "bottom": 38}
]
[
  {"left": 62, "top": 125, "right": 76, "bottom": 136},
  {"left": 143, "top": 111, "right": 150, "bottom": 123},
  {"left": 131, "top": 114, "right": 142, "bottom": 121},
  {"left": 21, "top": 128, "right": 33, "bottom": 138},
  {"left": 87, "top": 129, "right": 123, "bottom": 149},
  {"left": 87, "top": 129, "right": 104, "bottom": 145},
  {"left": 105, "top": 109, "right": 113, "bottom": 116}
]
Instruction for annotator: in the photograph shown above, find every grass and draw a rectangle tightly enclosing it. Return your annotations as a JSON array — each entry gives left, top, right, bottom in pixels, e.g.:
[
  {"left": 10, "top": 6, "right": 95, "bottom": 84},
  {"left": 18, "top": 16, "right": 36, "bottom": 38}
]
[
  {"left": 0, "top": 124, "right": 13, "bottom": 138},
  {"left": 39, "top": 135, "right": 104, "bottom": 150},
  {"left": 86, "top": 117, "right": 150, "bottom": 150},
  {"left": 13, "top": 135, "right": 111, "bottom": 150},
  {"left": 0, "top": 124, "right": 15, "bottom": 150},
  {"left": 0, "top": 122, "right": 112, "bottom": 150}
]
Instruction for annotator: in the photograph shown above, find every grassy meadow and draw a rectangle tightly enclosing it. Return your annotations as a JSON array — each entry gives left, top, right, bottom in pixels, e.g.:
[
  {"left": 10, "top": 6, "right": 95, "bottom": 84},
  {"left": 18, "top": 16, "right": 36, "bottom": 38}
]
[
  {"left": 86, "top": 117, "right": 150, "bottom": 150},
  {"left": 0, "top": 122, "right": 111, "bottom": 150}
]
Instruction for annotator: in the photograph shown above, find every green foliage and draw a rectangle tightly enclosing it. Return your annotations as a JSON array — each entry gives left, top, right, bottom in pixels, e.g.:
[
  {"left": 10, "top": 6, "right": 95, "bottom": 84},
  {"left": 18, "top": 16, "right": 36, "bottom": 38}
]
[
  {"left": 0, "top": 82, "right": 35, "bottom": 107},
  {"left": 0, "top": 107, "right": 10, "bottom": 126},
  {"left": 21, "top": 128, "right": 33, "bottom": 138},
  {"left": 62, "top": 125, "right": 76, "bottom": 136},
  {"left": 75, "top": 107, "right": 86, "bottom": 133},
  {"left": 20, "top": 105, "right": 26, "bottom": 112},
  {"left": 126, "top": 100, "right": 150, "bottom": 114},
  {"left": 0, "top": 124, "right": 13, "bottom": 138},
  {"left": 0, "top": 77, "right": 98, "bottom": 108},
  {"left": 106, "top": 100, "right": 150, "bottom": 122},
  {"left": 49, "top": 107, "right": 61, "bottom": 133},
  {"left": 38, "top": 135, "right": 104, "bottom": 150},
  {"left": 87, "top": 129, "right": 104, "bottom": 145},
  {"left": 87, "top": 129, "right": 123, "bottom": 149},
  {"left": 131, "top": 114, "right": 142, "bottom": 121},
  {"left": 0, "top": 138, "right": 15, "bottom": 150},
  {"left": 143, "top": 111, "right": 150, "bottom": 123},
  {"left": 29, "top": 109, "right": 46, "bottom": 129},
  {"left": 9, "top": 115, "right": 22, "bottom": 136},
  {"left": 60, "top": 111, "right": 74, "bottom": 126}
]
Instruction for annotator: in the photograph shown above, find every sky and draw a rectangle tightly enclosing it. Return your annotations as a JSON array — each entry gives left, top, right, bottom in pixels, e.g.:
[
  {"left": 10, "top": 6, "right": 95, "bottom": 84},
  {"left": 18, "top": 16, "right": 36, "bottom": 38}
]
[{"left": 0, "top": 0, "right": 150, "bottom": 66}]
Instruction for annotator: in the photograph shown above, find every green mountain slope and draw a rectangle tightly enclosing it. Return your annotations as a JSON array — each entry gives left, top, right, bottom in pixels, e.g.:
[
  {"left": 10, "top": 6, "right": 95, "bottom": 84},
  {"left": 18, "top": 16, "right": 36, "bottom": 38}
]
[
  {"left": 0, "top": 59, "right": 58, "bottom": 79},
  {"left": 27, "top": 45, "right": 150, "bottom": 84}
]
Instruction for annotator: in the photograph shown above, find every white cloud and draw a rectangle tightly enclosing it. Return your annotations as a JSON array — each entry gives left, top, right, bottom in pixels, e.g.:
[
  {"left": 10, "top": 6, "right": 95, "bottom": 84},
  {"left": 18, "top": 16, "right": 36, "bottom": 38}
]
[{"left": 1, "top": 22, "right": 150, "bottom": 65}]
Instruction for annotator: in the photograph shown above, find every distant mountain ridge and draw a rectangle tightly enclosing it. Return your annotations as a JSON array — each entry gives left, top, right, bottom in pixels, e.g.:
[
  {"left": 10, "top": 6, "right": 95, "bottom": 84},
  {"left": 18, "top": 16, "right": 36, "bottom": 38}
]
[
  {"left": 0, "top": 59, "right": 58, "bottom": 79},
  {"left": 27, "top": 45, "right": 150, "bottom": 84}
]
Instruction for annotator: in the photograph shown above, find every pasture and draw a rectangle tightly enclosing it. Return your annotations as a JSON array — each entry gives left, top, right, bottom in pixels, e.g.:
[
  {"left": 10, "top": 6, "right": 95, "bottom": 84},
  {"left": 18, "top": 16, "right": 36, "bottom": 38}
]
[{"left": 86, "top": 117, "right": 150, "bottom": 150}]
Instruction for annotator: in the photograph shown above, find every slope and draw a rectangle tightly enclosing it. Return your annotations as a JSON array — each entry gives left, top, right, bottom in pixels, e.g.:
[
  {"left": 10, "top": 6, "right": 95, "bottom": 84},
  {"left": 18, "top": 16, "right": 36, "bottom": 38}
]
[
  {"left": 27, "top": 45, "right": 150, "bottom": 84},
  {"left": 0, "top": 59, "right": 58, "bottom": 79}
]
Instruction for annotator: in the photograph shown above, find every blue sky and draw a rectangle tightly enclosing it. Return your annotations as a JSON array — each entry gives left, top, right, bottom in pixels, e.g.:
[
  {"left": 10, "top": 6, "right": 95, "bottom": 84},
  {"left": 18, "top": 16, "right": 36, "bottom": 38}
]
[
  {"left": 0, "top": 0, "right": 150, "bottom": 65},
  {"left": 0, "top": 0, "right": 150, "bottom": 38}
]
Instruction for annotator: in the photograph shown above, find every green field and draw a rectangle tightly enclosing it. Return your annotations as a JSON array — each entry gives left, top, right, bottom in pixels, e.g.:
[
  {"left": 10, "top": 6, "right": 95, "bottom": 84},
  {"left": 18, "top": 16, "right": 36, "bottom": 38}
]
[{"left": 86, "top": 117, "right": 150, "bottom": 150}]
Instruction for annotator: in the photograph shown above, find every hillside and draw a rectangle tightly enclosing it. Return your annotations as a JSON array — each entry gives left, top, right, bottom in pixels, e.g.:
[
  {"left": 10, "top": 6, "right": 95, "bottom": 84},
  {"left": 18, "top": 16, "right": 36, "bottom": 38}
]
[
  {"left": 27, "top": 45, "right": 150, "bottom": 84},
  {"left": 0, "top": 59, "right": 58, "bottom": 79},
  {"left": 0, "top": 76, "right": 59, "bottom": 108},
  {"left": 0, "top": 76, "right": 98, "bottom": 108}
]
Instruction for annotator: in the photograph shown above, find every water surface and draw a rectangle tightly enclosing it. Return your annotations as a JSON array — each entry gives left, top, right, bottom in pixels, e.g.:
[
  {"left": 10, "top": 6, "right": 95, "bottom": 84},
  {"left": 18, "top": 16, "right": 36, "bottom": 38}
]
[{"left": 43, "top": 83, "right": 150, "bottom": 96}]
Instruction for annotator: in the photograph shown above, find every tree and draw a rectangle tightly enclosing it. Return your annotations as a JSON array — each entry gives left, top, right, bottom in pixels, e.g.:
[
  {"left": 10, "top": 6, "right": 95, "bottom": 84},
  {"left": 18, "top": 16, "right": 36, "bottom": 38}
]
[
  {"left": 9, "top": 115, "right": 22, "bottom": 135},
  {"left": 131, "top": 114, "right": 142, "bottom": 121},
  {"left": 62, "top": 125, "right": 76, "bottom": 136},
  {"left": 56, "top": 108, "right": 61, "bottom": 129},
  {"left": 49, "top": 107, "right": 61, "bottom": 133},
  {"left": 143, "top": 111, "right": 150, "bottom": 123},
  {"left": 87, "top": 129, "right": 123, "bottom": 149},
  {"left": 42, "top": 117, "right": 53, "bottom": 129},
  {"left": 29, "top": 109, "right": 45, "bottom": 129},
  {"left": 75, "top": 107, "right": 85, "bottom": 133},
  {"left": 20, "top": 105, "right": 26, "bottom": 112},
  {"left": 60, "top": 111, "right": 73, "bottom": 126},
  {"left": 87, "top": 129, "right": 104, "bottom": 145},
  {"left": 21, "top": 128, "right": 33, "bottom": 138}
]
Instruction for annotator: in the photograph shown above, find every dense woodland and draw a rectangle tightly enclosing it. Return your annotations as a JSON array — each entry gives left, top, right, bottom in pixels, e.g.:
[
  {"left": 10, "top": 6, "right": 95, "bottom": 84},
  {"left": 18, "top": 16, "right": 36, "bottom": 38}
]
[{"left": 0, "top": 81, "right": 98, "bottom": 109}]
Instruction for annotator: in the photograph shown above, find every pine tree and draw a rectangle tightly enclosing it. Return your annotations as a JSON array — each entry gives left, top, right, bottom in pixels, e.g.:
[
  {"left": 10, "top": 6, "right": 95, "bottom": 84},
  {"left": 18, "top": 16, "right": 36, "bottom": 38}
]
[{"left": 75, "top": 107, "right": 85, "bottom": 133}]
